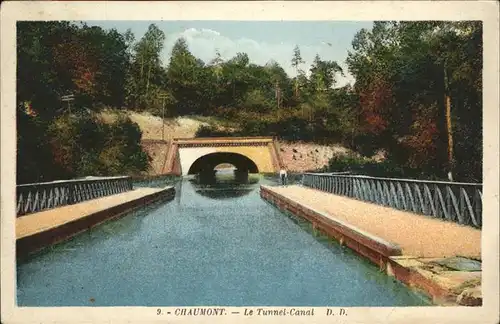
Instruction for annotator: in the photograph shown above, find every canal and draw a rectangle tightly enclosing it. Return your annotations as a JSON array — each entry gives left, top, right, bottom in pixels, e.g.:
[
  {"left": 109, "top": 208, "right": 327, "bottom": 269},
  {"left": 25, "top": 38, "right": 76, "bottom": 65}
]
[{"left": 17, "top": 172, "right": 431, "bottom": 306}]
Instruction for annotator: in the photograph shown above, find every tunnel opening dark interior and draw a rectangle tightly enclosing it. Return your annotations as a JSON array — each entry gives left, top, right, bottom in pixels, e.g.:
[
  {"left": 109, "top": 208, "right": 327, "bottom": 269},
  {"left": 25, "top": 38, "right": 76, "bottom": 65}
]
[{"left": 187, "top": 152, "right": 259, "bottom": 175}]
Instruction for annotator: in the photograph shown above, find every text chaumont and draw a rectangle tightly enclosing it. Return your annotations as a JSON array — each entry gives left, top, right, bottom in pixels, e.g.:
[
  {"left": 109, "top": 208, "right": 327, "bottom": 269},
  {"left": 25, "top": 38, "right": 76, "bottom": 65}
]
[{"left": 174, "top": 308, "right": 226, "bottom": 316}]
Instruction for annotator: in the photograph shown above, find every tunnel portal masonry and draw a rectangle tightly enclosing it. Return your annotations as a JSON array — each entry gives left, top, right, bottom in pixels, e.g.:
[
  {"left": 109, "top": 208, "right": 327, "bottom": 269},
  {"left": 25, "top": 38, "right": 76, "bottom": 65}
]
[
  {"left": 187, "top": 151, "right": 259, "bottom": 174},
  {"left": 172, "top": 137, "right": 282, "bottom": 175}
]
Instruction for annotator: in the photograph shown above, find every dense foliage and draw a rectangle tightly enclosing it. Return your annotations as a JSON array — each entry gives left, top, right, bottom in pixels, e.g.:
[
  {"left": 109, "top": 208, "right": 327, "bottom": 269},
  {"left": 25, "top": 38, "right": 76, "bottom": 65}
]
[
  {"left": 17, "top": 21, "right": 482, "bottom": 183},
  {"left": 345, "top": 21, "right": 482, "bottom": 182},
  {"left": 17, "top": 22, "right": 150, "bottom": 183}
]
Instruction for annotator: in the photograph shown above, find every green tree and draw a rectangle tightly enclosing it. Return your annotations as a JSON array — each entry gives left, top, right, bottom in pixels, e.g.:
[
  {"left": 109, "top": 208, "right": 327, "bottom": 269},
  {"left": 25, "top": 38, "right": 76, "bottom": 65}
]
[
  {"left": 309, "top": 54, "right": 344, "bottom": 92},
  {"left": 166, "top": 38, "right": 208, "bottom": 115},
  {"left": 126, "top": 23, "right": 167, "bottom": 110},
  {"left": 291, "top": 45, "right": 305, "bottom": 98}
]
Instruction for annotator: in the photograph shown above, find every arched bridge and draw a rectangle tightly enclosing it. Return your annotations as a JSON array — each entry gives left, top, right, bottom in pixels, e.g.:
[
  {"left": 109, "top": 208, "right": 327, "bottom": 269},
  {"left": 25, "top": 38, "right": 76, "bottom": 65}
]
[{"left": 142, "top": 137, "right": 284, "bottom": 176}]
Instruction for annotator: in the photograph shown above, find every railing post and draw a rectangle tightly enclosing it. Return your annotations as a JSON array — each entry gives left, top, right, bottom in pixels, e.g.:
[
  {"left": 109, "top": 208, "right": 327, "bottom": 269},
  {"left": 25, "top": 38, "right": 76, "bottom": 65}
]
[{"left": 67, "top": 183, "right": 73, "bottom": 205}]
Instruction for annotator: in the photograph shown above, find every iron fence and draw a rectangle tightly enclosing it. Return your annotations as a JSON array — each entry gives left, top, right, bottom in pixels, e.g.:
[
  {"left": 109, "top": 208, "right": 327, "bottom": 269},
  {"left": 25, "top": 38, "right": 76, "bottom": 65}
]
[
  {"left": 302, "top": 173, "right": 482, "bottom": 228},
  {"left": 132, "top": 174, "right": 180, "bottom": 189},
  {"left": 16, "top": 176, "right": 133, "bottom": 216}
]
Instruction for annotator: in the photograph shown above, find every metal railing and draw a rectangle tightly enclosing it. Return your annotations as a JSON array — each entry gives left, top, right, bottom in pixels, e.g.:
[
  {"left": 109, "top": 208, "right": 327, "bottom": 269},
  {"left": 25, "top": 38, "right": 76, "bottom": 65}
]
[
  {"left": 16, "top": 176, "right": 133, "bottom": 216},
  {"left": 132, "top": 174, "right": 180, "bottom": 189},
  {"left": 302, "top": 173, "right": 483, "bottom": 228}
]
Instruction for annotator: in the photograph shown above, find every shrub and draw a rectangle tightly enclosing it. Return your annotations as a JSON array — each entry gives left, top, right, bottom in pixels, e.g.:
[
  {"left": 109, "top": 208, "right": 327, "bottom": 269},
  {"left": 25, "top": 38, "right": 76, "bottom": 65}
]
[
  {"left": 242, "top": 89, "right": 273, "bottom": 113},
  {"left": 195, "top": 125, "right": 236, "bottom": 137},
  {"left": 42, "top": 113, "right": 150, "bottom": 180},
  {"left": 324, "top": 153, "right": 446, "bottom": 180},
  {"left": 17, "top": 106, "right": 62, "bottom": 183},
  {"left": 103, "top": 116, "right": 151, "bottom": 175}
]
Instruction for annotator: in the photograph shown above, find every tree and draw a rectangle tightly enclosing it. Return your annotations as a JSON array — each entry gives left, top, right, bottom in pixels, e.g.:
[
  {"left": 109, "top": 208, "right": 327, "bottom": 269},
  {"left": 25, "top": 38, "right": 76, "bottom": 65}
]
[
  {"left": 126, "top": 24, "right": 166, "bottom": 110},
  {"left": 77, "top": 25, "right": 130, "bottom": 108},
  {"left": 16, "top": 22, "right": 151, "bottom": 183},
  {"left": 264, "top": 61, "right": 291, "bottom": 110},
  {"left": 17, "top": 21, "right": 75, "bottom": 119},
  {"left": 167, "top": 38, "right": 208, "bottom": 115},
  {"left": 346, "top": 21, "right": 482, "bottom": 181},
  {"left": 309, "top": 54, "right": 344, "bottom": 92},
  {"left": 291, "top": 45, "right": 305, "bottom": 97}
]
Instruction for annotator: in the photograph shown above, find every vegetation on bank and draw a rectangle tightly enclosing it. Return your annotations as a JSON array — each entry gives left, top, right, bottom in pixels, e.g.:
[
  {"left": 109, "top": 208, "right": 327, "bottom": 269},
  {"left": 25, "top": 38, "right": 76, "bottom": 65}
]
[
  {"left": 320, "top": 154, "right": 443, "bottom": 180},
  {"left": 17, "top": 21, "right": 482, "bottom": 183},
  {"left": 17, "top": 109, "right": 150, "bottom": 184}
]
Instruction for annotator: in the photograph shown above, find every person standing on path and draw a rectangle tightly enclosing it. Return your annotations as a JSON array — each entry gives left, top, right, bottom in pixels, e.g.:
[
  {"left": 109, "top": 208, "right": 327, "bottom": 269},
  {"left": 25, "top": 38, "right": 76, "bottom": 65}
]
[{"left": 279, "top": 168, "right": 288, "bottom": 186}]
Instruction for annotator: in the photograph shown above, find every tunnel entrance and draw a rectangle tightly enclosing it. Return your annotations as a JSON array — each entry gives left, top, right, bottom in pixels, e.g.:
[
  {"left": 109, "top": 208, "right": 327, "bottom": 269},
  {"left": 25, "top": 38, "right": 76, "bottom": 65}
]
[
  {"left": 187, "top": 152, "right": 259, "bottom": 175},
  {"left": 214, "top": 163, "right": 236, "bottom": 171}
]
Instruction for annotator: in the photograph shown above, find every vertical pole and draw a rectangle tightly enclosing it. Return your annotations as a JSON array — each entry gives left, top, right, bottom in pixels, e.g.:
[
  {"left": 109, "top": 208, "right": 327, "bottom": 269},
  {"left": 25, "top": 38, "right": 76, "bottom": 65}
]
[
  {"left": 68, "top": 183, "right": 74, "bottom": 205},
  {"left": 275, "top": 80, "right": 280, "bottom": 110},
  {"left": 162, "top": 97, "right": 166, "bottom": 141},
  {"left": 278, "top": 84, "right": 280, "bottom": 110},
  {"left": 445, "top": 94, "right": 453, "bottom": 181},
  {"left": 444, "top": 62, "right": 454, "bottom": 181}
]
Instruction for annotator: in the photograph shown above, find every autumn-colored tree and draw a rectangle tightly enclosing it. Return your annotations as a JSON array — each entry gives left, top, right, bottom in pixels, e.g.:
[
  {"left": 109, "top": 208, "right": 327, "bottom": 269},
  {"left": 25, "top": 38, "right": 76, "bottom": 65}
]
[
  {"left": 53, "top": 39, "right": 99, "bottom": 98},
  {"left": 346, "top": 21, "right": 482, "bottom": 181},
  {"left": 17, "top": 22, "right": 149, "bottom": 183},
  {"left": 358, "top": 75, "right": 392, "bottom": 136},
  {"left": 401, "top": 104, "right": 440, "bottom": 170}
]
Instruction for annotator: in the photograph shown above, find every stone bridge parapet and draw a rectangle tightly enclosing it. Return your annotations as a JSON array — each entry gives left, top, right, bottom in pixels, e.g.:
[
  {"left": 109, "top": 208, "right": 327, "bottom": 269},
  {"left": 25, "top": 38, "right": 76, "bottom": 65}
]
[{"left": 142, "top": 137, "right": 284, "bottom": 176}]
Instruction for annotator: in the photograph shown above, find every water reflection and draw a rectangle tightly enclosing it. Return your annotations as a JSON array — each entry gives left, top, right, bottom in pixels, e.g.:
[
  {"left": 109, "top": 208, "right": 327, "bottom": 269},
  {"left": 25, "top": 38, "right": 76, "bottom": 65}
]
[{"left": 189, "top": 169, "right": 259, "bottom": 200}]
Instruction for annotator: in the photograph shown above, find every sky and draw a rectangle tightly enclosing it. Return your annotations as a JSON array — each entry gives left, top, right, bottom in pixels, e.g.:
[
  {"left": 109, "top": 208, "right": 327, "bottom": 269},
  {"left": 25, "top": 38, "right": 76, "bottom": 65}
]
[{"left": 85, "top": 20, "right": 374, "bottom": 87}]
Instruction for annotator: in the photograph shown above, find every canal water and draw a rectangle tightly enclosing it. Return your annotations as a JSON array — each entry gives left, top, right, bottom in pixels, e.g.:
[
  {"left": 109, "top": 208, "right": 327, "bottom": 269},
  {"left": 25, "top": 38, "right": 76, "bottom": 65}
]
[{"left": 16, "top": 172, "right": 431, "bottom": 306}]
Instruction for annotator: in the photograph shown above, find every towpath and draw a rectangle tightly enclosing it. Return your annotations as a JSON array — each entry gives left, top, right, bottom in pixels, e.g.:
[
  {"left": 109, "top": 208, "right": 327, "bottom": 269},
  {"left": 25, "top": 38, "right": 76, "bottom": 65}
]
[
  {"left": 265, "top": 185, "right": 481, "bottom": 259},
  {"left": 16, "top": 186, "right": 174, "bottom": 258}
]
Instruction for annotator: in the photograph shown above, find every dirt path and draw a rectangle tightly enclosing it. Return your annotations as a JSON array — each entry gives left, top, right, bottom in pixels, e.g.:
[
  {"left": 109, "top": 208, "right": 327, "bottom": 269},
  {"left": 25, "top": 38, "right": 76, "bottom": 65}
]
[{"left": 269, "top": 185, "right": 481, "bottom": 259}]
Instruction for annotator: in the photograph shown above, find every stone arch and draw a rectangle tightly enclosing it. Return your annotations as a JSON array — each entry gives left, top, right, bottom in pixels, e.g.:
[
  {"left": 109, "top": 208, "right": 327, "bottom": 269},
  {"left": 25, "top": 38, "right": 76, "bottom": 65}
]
[{"left": 187, "top": 152, "right": 259, "bottom": 175}]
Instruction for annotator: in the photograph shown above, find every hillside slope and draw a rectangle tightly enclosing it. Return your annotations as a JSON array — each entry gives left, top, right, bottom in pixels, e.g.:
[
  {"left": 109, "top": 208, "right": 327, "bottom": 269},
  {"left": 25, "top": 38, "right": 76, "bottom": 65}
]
[
  {"left": 277, "top": 141, "right": 357, "bottom": 173},
  {"left": 102, "top": 110, "right": 362, "bottom": 174},
  {"left": 101, "top": 110, "right": 215, "bottom": 140}
]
